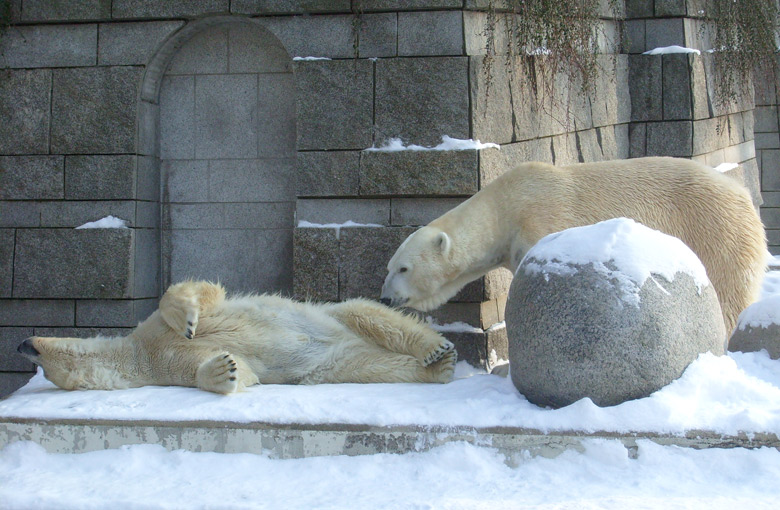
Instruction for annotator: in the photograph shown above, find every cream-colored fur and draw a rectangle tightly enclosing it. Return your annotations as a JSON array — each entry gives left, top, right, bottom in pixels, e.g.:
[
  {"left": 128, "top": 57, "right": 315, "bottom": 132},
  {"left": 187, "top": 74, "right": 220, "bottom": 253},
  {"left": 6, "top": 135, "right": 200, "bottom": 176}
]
[
  {"left": 380, "top": 157, "right": 767, "bottom": 334},
  {"left": 20, "top": 281, "right": 457, "bottom": 394}
]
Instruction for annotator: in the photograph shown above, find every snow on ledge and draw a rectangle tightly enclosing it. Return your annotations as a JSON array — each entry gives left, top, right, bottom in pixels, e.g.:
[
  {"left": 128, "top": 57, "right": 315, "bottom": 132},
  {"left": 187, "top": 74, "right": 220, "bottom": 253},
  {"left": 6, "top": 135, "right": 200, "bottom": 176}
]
[
  {"left": 643, "top": 45, "right": 701, "bottom": 56},
  {"left": 297, "top": 220, "right": 383, "bottom": 240},
  {"left": 364, "top": 135, "right": 500, "bottom": 152},
  {"left": 75, "top": 216, "right": 129, "bottom": 230},
  {"left": 292, "top": 56, "right": 331, "bottom": 61},
  {"left": 737, "top": 295, "right": 780, "bottom": 330},
  {"left": 425, "top": 318, "right": 483, "bottom": 334},
  {"left": 714, "top": 162, "right": 739, "bottom": 173}
]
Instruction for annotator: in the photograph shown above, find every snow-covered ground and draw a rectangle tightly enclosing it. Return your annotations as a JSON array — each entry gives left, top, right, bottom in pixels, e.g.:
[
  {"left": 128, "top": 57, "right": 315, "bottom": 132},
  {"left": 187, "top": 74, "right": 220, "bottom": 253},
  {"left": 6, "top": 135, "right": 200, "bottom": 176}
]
[{"left": 1, "top": 257, "right": 779, "bottom": 509}]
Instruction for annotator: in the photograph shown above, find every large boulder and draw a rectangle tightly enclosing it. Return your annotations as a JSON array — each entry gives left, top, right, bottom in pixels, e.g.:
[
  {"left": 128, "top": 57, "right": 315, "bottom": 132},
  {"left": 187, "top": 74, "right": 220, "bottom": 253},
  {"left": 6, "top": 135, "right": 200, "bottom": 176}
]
[
  {"left": 729, "top": 295, "right": 780, "bottom": 359},
  {"left": 506, "top": 218, "right": 727, "bottom": 408}
]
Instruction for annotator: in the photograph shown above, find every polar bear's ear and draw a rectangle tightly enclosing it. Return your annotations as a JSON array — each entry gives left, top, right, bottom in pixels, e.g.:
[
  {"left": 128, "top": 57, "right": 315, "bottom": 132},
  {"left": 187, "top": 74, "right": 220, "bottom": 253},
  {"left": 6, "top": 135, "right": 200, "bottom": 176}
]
[{"left": 435, "top": 231, "right": 452, "bottom": 257}]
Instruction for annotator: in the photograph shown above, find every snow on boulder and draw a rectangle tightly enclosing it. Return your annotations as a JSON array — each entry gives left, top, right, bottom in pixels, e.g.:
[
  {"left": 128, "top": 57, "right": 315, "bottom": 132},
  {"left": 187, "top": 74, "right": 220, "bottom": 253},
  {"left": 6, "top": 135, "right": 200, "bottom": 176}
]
[
  {"left": 729, "top": 295, "right": 780, "bottom": 360},
  {"left": 506, "top": 218, "right": 727, "bottom": 408}
]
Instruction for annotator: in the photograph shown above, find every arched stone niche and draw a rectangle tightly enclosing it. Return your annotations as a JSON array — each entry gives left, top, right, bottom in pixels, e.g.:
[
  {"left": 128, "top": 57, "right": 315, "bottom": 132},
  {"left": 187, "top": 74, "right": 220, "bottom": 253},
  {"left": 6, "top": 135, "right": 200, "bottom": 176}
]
[{"left": 137, "top": 16, "right": 296, "bottom": 296}]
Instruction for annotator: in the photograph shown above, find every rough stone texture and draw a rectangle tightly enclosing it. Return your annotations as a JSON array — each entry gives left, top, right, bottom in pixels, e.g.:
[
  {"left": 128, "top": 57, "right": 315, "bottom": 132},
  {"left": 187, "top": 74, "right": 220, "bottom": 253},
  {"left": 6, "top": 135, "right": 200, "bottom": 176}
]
[
  {"left": 296, "top": 151, "right": 360, "bottom": 197},
  {"left": 0, "top": 230, "right": 13, "bottom": 298},
  {"left": 375, "top": 57, "right": 469, "bottom": 146},
  {"left": 730, "top": 323, "right": 780, "bottom": 360},
  {"left": 0, "top": 328, "right": 35, "bottom": 371},
  {"left": 0, "top": 300, "right": 75, "bottom": 327},
  {"left": 0, "top": 24, "right": 97, "bottom": 68},
  {"left": 13, "top": 229, "right": 134, "bottom": 299},
  {"left": 51, "top": 67, "right": 142, "bottom": 154},
  {"left": 663, "top": 54, "right": 693, "bottom": 120},
  {"left": 360, "top": 150, "right": 478, "bottom": 196},
  {"left": 0, "top": 157, "right": 64, "bottom": 200},
  {"left": 629, "top": 56, "right": 663, "bottom": 122},
  {"left": 76, "top": 299, "right": 158, "bottom": 328},
  {"left": 507, "top": 239, "right": 726, "bottom": 408},
  {"left": 37, "top": 201, "right": 136, "bottom": 229},
  {"left": 231, "top": 1, "right": 351, "bottom": 14},
  {"left": 358, "top": 13, "right": 397, "bottom": 58},
  {"left": 65, "top": 156, "right": 136, "bottom": 200},
  {"left": 365, "top": 0, "right": 462, "bottom": 9},
  {"left": 398, "top": 11, "right": 463, "bottom": 56},
  {"left": 112, "top": 0, "right": 230, "bottom": 18},
  {"left": 98, "top": 21, "right": 185, "bottom": 66},
  {"left": 0, "top": 373, "right": 34, "bottom": 399},
  {"left": 647, "top": 121, "right": 693, "bottom": 157},
  {"left": 645, "top": 18, "right": 684, "bottom": 50},
  {"left": 0, "top": 69, "right": 51, "bottom": 155},
  {"left": 295, "top": 60, "right": 373, "bottom": 150},
  {"left": 390, "top": 198, "right": 466, "bottom": 226},
  {"left": 258, "top": 15, "right": 354, "bottom": 59},
  {"left": 293, "top": 228, "right": 339, "bottom": 302},
  {"left": 296, "top": 199, "right": 390, "bottom": 226},
  {"left": 21, "top": 0, "right": 111, "bottom": 21}
]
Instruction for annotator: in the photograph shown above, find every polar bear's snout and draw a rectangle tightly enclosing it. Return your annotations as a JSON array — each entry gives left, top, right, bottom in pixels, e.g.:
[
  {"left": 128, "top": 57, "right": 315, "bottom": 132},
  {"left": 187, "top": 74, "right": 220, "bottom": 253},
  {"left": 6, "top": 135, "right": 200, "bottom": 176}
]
[{"left": 17, "top": 338, "right": 40, "bottom": 360}]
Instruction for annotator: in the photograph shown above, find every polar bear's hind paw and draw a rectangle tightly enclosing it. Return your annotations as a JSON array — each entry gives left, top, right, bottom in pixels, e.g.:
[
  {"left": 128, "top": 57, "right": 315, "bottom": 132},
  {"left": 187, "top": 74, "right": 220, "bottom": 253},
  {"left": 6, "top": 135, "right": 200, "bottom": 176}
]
[
  {"left": 422, "top": 339, "right": 456, "bottom": 366},
  {"left": 196, "top": 352, "right": 240, "bottom": 394}
]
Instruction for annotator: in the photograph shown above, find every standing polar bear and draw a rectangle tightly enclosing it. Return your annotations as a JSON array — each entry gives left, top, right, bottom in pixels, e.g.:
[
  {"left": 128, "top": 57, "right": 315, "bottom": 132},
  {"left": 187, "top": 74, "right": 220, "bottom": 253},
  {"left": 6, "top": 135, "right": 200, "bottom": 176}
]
[
  {"left": 18, "top": 281, "right": 457, "bottom": 394},
  {"left": 380, "top": 157, "right": 767, "bottom": 334}
]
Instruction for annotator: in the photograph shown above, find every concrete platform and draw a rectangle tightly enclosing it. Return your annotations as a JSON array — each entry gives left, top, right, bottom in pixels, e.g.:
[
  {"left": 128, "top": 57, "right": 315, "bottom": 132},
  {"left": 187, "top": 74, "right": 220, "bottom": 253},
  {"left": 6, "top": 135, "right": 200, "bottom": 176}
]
[{"left": 2, "top": 417, "right": 778, "bottom": 460}]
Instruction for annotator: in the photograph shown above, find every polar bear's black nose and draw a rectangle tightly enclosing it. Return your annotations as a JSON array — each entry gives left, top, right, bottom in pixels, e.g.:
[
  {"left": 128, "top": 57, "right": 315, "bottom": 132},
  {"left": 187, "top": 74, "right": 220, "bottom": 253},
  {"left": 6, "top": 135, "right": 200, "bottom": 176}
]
[
  {"left": 17, "top": 338, "right": 40, "bottom": 358},
  {"left": 379, "top": 298, "right": 392, "bottom": 306}
]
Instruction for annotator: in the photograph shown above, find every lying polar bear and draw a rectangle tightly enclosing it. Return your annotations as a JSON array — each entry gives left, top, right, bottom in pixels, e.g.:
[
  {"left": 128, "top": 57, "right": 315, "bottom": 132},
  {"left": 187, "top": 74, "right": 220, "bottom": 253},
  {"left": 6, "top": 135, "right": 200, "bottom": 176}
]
[
  {"left": 17, "top": 281, "right": 457, "bottom": 394},
  {"left": 380, "top": 157, "right": 767, "bottom": 334}
]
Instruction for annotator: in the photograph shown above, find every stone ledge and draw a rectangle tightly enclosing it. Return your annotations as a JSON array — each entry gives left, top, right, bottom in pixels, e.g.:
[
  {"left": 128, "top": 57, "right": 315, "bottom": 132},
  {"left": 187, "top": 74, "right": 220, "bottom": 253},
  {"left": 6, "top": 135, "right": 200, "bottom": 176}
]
[{"left": 1, "top": 417, "right": 777, "bottom": 459}]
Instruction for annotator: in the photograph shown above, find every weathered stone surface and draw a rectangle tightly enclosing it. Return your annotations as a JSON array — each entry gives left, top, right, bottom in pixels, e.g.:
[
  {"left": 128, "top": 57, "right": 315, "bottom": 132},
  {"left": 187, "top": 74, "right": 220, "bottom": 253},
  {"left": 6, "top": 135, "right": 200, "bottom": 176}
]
[
  {"left": 625, "top": 0, "right": 653, "bottom": 17},
  {"left": 0, "top": 299, "right": 75, "bottom": 327},
  {"left": 0, "top": 24, "right": 97, "bottom": 68},
  {"left": 761, "top": 150, "right": 780, "bottom": 190},
  {"left": 339, "top": 227, "right": 415, "bottom": 300},
  {"left": 0, "top": 156, "right": 63, "bottom": 200},
  {"left": 623, "top": 20, "right": 645, "bottom": 54},
  {"left": 293, "top": 227, "right": 339, "bottom": 301},
  {"left": 655, "top": 0, "right": 687, "bottom": 16},
  {"left": 366, "top": 0, "right": 462, "bottom": 9},
  {"left": 470, "top": 54, "right": 516, "bottom": 144},
  {"left": 14, "top": 229, "right": 134, "bottom": 299},
  {"left": 0, "top": 230, "right": 13, "bottom": 298},
  {"left": 398, "top": 11, "right": 463, "bottom": 56},
  {"left": 295, "top": 60, "right": 373, "bottom": 150},
  {"left": 21, "top": 0, "right": 109, "bottom": 20},
  {"left": 0, "top": 328, "right": 35, "bottom": 371},
  {"left": 65, "top": 156, "right": 135, "bottom": 200},
  {"left": 359, "top": 150, "right": 478, "bottom": 196},
  {"left": 0, "top": 373, "right": 34, "bottom": 399},
  {"left": 663, "top": 54, "right": 692, "bottom": 120},
  {"left": 38, "top": 201, "right": 135, "bottom": 229},
  {"left": 645, "top": 18, "right": 684, "bottom": 49},
  {"left": 76, "top": 299, "right": 158, "bottom": 328},
  {"left": 629, "top": 55, "right": 662, "bottom": 122},
  {"left": 98, "top": 21, "right": 184, "bottom": 66},
  {"left": 0, "top": 202, "right": 41, "bottom": 228},
  {"left": 591, "top": 55, "right": 631, "bottom": 127},
  {"left": 166, "top": 26, "right": 228, "bottom": 75},
  {"left": 390, "top": 197, "right": 466, "bottom": 226},
  {"left": 231, "top": 0, "right": 350, "bottom": 14},
  {"left": 133, "top": 229, "right": 159, "bottom": 299},
  {"left": 209, "top": 159, "right": 296, "bottom": 202},
  {"left": 358, "top": 13, "right": 397, "bottom": 58},
  {"left": 647, "top": 121, "right": 692, "bottom": 157},
  {"left": 51, "top": 67, "right": 141, "bottom": 154},
  {"left": 196, "top": 74, "right": 258, "bottom": 159},
  {"left": 507, "top": 226, "right": 726, "bottom": 408},
  {"left": 730, "top": 296, "right": 780, "bottom": 359},
  {"left": 296, "top": 151, "right": 360, "bottom": 197},
  {"left": 296, "top": 199, "right": 390, "bottom": 226},
  {"left": 258, "top": 15, "right": 353, "bottom": 59},
  {"left": 375, "top": 57, "right": 469, "bottom": 146},
  {"left": 0, "top": 69, "right": 51, "bottom": 155},
  {"left": 112, "top": 0, "right": 229, "bottom": 18}
]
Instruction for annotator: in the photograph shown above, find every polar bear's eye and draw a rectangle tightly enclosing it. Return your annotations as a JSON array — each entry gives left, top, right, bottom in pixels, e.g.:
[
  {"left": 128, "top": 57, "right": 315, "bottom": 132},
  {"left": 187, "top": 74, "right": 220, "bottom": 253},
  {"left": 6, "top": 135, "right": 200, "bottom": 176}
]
[{"left": 399, "top": 267, "right": 408, "bottom": 273}]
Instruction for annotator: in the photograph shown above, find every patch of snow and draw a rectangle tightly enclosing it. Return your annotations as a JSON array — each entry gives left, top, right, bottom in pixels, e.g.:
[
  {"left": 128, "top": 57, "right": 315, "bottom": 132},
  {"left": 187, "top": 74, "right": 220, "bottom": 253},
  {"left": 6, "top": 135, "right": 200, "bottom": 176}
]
[
  {"left": 643, "top": 45, "right": 701, "bottom": 55},
  {"left": 426, "top": 319, "right": 483, "bottom": 334},
  {"left": 486, "top": 321, "right": 506, "bottom": 332},
  {"left": 74, "top": 215, "right": 129, "bottom": 230},
  {"left": 364, "top": 135, "right": 500, "bottom": 152},
  {"left": 737, "top": 294, "right": 780, "bottom": 330},
  {"left": 520, "top": 218, "right": 710, "bottom": 306},
  {"left": 297, "top": 220, "right": 383, "bottom": 240},
  {"left": 714, "top": 162, "right": 739, "bottom": 173},
  {"left": 292, "top": 56, "right": 331, "bottom": 61}
]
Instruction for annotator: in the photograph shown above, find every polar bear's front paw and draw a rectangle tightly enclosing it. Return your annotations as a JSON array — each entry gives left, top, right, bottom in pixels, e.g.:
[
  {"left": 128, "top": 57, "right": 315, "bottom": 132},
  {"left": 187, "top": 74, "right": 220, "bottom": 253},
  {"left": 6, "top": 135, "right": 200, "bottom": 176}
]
[
  {"left": 160, "top": 297, "right": 199, "bottom": 339},
  {"left": 422, "top": 339, "right": 456, "bottom": 366},
  {"left": 430, "top": 349, "right": 457, "bottom": 383},
  {"left": 196, "top": 352, "right": 239, "bottom": 394}
]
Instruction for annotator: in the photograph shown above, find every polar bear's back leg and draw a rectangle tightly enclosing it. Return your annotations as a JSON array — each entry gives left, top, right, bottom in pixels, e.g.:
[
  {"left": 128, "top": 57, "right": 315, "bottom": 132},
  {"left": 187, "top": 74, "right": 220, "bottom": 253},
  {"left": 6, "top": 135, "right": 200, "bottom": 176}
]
[
  {"left": 325, "top": 299, "right": 455, "bottom": 366},
  {"left": 160, "top": 280, "right": 226, "bottom": 339},
  {"left": 331, "top": 344, "right": 456, "bottom": 384}
]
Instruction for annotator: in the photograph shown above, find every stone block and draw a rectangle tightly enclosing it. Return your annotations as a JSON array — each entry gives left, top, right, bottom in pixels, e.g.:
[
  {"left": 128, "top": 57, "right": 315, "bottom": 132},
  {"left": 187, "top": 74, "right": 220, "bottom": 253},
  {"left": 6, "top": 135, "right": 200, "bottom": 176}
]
[
  {"left": 398, "top": 11, "right": 463, "bottom": 56},
  {"left": 591, "top": 55, "right": 630, "bottom": 128},
  {"left": 0, "top": 230, "right": 13, "bottom": 298},
  {"left": 112, "top": 0, "right": 229, "bottom": 18},
  {"left": 51, "top": 67, "right": 141, "bottom": 154},
  {"left": 756, "top": 133, "right": 780, "bottom": 150},
  {"left": 21, "top": 0, "right": 111, "bottom": 21},
  {"left": 723, "top": 142, "right": 756, "bottom": 165},
  {"left": 762, "top": 150, "right": 780, "bottom": 191},
  {"left": 762, "top": 207, "right": 780, "bottom": 229},
  {"left": 228, "top": 23, "right": 292, "bottom": 73},
  {"left": 0, "top": 373, "right": 35, "bottom": 399},
  {"left": 39, "top": 201, "right": 135, "bottom": 229},
  {"left": 296, "top": 199, "right": 390, "bottom": 226},
  {"left": 755, "top": 106, "right": 779, "bottom": 133},
  {"left": 195, "top": 74, "right": 258, "bottom": 159},
  {"left": 65, "top": 155, "right": 136, "bottom": 200},
  {"left": 137, "top": 100, "right": 159, "bottom": 158},
  {"left": 296, "top": 151, "right": 360, "bottom": 197},
  {"left": 256, "top": 73, "right": 297, "bottom": 157},
  {"left": 690, "top": 54, "right": 710, "bottom": 120},
  {"left": 14, "top": 229, "right": 134, "bottom": 299},
  {"left": 231, "top": 1, "right": 350, "bottom": 14},
  {"left": 76, "top": 299, "right": 158, "bottom": 328},
  {"left": 33, "top": 327, "right": 133, "bottom": 338},
  {"left": 423, "top": 303, "right": 481, "bottom": 330},
  {"left": 98, "top": 21, "right": 184, "bottom": 66},
  {"left": 629, "top": 55, "right": 662, "bottom": 122},
  {"left": 358, "top": 13, "right": 397, "bottom": 58},
  {"left": 136, "top": 156, "right": 160, "bottom": 202},
  {"left": 0, "top": 156, "right": 63, "bottom": 200},
  {"left": 470, "top": 55, "right": 515, "bottom": 144},
  {"left": 625, "top": 0, "right": 653, "bottom": 18},
  {"left": 339, "top": 227, "right": 415, "bottom": 300},
  {"left": 159, "top": 76, "right": 195, "bottom": 160},
  {"left": 208, "top": 159, "right": 296, "bottom": 202},
  {"left": 390, "top": 198, "right": 466, "bottom": 226},
  {"left": 359, "top": 149, "right": 478, "bottom": 196},
  {"left": 0, "top": 299, "right": 74, "bottom": 327},
  {"left": 647, "top": 121, "right": 693, "bottom": 157},
  {"left": 164, "top": 202, "right": 294, "bottom": 230},
  {"left": 0, "top": 328, "right": 35, "bottom": 371},
  {"left": 485, "top": 267, "right": 512, "bottom": 300},
  {"left": 0, "top": 202, "right": 41, "bottom": 228},
  {"left": 293, "top": 228, "right": 339, "bottom": 301},
  {"left": 663, "top": 54, "right": 692, "bottom": 120},
  {"left": 375, "top": 57, "right": 469, "bottom": 146},
  {"left": 645, "top": 18, "right": 684, "bottom": 50},
  {"left": 440, "top": 330, "right": 488, "bottom": 370},
  {"left": 0, "top": 69, "right": 51, "bottom": 155},
  {"left": 258, "top": 14, "right": 354, "bottom": 59},
  {"left": 0, "top": 24, "right": 97, "bottom": 68},
  {"left": 692, "top": 117, "right": 729, "bottom": 156},
  {"left": 295, "top": 59, "right": 373, "bottom": 150},
  {"left": 133, "top": 229, "right": 159, "bottom": 299},
  {"left": 478, "top": 138, "right": 552, "bottom": 186},
  {"left": 161, "top": 160, "right": 209, "bottom": 203},
  {"left": 623, "top": 20, "right": 645, "bottom": 54},
  {"left": 655, "top": 0, "right": 687, "bottom": 16},
  {"left": 136, "top": 202, "right": 159, "bottom": 229},
  {"left": 166, "top": 26, "right": 228, "bottom": 75}
]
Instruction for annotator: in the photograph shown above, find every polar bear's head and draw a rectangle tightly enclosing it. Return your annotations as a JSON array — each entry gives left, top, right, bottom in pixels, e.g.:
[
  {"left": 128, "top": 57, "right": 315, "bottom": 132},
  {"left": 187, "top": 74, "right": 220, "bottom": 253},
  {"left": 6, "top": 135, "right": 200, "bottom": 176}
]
[
  {"left": 17, "top": 336, "right": 136, "bottom": 391},
  {"left": 380, "top": 226, "right": 463, "bottom": 311}
]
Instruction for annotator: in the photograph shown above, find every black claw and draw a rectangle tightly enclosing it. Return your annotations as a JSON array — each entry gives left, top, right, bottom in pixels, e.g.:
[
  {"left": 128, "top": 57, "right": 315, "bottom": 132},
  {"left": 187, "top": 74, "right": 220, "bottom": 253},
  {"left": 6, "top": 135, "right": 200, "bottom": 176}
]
[
  {"left": 187, "top": 321, "right": 193, "bottom": 326},
  {"left": 230, "top": 367, "right": 237, "bottom": 373},
  {"left": 229, "top": 376, "right": 236, "bottom": 381},
  {"left": 223, "top": 354, "right": 230, "bottom": 359},
  {"left": 185, "top": 332, "right": 192, "bottom": 339}
]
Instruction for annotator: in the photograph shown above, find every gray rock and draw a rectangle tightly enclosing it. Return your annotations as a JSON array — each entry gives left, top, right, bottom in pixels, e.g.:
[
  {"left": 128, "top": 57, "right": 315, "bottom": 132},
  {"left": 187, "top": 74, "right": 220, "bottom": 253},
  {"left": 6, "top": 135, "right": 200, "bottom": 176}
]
[
  {"left": 507, "top": 228, "right": 726, "bottom": 408},
  {"left": 729, "top": 296, "right": 780, "bottom": 359},
  {"left": 359, "top": 149, "right": 478, "bottom": 196}
]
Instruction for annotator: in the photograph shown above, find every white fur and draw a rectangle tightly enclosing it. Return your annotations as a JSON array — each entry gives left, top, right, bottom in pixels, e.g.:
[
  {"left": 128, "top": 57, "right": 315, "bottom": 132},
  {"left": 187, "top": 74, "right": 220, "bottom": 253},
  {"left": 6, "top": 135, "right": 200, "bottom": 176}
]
[
  {"left": 380, "top": 157, "right": 767, "bottom": 334},
  {"left": 22, "top": 281, "right": 457, "bottom": 394}
]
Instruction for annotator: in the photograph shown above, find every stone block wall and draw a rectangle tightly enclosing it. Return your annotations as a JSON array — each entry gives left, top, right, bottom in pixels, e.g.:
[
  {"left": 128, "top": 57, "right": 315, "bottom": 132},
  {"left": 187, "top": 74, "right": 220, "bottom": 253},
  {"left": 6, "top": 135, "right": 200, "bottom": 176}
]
[
  {"left": 755, "top": 57, "right": 780, "bottom": 254},
  {"left": 0, "top": 0, "right": 774, "bottom": 396}
]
